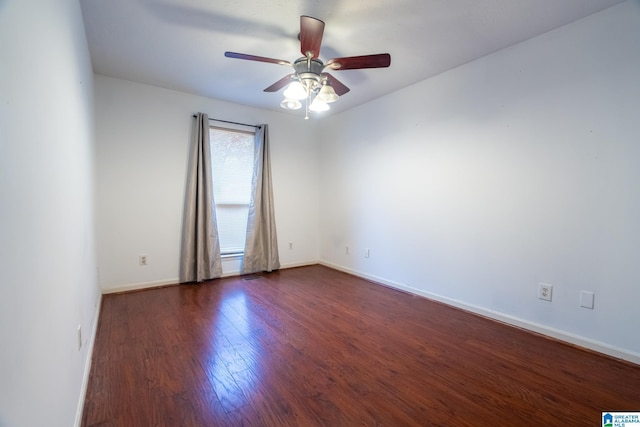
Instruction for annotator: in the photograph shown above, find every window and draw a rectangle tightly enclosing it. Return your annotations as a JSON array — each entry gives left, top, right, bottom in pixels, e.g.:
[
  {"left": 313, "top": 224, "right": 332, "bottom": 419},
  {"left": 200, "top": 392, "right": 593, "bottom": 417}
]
[{"left": 209, "top": 126, "right": 255, "bottom": 255}]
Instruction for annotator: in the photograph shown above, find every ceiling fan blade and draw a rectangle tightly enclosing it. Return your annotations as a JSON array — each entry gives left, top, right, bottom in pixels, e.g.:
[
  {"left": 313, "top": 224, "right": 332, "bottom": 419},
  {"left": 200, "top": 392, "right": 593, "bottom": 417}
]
[
  {"left": 299, "top": 15, "right": 324, "bottom": 58},
  {"left": 225, "top": 51, "right": 291, "bottom": 66},
  {"left": 322, "top": 73, "right": 350, "bottom": 96},
  {"left": 326, "top": 53, "right": 391, "bottom": 70},
  {"left": 264, "top": 74, "right": 294, "bottom": 92}
]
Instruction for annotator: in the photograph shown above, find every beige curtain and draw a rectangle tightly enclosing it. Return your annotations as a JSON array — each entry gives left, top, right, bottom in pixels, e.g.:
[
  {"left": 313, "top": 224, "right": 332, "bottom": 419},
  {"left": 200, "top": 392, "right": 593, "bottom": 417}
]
[
  {"left": 241, "top": 124, "right": 280, "bottom": 274},
  {"left": 179, "top": 113, "right": 223, "bottom": 282}
]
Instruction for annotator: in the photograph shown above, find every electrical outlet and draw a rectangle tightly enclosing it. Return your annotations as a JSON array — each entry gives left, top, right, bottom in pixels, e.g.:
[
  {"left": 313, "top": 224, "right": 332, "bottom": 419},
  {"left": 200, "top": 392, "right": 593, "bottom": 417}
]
[
  {"left": 345, "top": 245, "right": 350, "bottom": 255},
  {"left": 289, "top": 242, "right": 293, "bottom": 250},
  {"left": 139, "top": 255, "right": 148, "bottom": 266},
  {"left": 580, "top": 290, "right": 595, "bottom": 309},
  {"left": 538, "top": 283, "right": 553, "bottom": 301},
  {"left": 77, "top": 325, "right": 82, "bottom": 351},
  {"left": 364, "top": 248, "right": 370, "bottom": 258}
]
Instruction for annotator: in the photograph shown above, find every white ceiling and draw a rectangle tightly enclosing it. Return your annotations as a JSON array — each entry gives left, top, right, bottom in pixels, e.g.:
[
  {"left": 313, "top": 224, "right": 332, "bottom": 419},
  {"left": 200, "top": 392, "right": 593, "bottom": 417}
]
[{"left": 80, "top": 0, "right": 625, "bottom": 116}]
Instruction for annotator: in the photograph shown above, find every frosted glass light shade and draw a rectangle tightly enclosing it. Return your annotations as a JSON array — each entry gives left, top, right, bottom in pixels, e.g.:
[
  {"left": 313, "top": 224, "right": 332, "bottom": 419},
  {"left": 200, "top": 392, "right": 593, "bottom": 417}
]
[
  {"left": 309, "top": 98, "right": 329, "bottom": 112},
  {"left": 280, "top": 98, "right": 302, "bottom": 110},
  {"left": 316, "top": 83, "right": 338, "bottom": 103},
  {"left": 283, "top": 81, "right": 307, "bottom": 100}
]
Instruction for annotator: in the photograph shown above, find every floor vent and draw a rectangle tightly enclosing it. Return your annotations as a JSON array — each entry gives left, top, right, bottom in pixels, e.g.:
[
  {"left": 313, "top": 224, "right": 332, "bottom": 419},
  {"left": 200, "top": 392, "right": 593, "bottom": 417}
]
[{"left": 242, "top": 274, "right": 261, "bottom": 281}]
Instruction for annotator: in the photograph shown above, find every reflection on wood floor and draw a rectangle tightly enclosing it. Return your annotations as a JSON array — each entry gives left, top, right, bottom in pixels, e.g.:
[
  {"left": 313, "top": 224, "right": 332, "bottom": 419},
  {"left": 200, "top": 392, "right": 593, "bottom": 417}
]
[{"left": 82, "top": 265, "right": 640, "bottom": 426}]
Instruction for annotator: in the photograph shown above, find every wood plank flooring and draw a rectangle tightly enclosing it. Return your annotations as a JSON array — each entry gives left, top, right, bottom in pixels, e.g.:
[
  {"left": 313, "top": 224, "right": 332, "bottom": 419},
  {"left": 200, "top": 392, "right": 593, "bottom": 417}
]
[{"left": 82, "top": 265, "right": 640, "bottom": 426}]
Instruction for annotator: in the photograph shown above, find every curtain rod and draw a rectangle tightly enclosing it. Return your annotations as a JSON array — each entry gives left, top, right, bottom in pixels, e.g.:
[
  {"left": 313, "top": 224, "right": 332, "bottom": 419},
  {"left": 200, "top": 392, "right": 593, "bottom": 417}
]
[{"left": 192, "top": 115, "right": 261, "bottom": 129}]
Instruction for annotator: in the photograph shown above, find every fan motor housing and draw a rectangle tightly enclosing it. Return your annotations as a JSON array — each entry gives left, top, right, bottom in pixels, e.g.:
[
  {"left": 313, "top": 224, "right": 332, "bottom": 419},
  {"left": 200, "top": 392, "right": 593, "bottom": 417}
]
[
  {"left": 293, "top": 57, "right": 324, "bottom": 92},
  {"left": 293, "top": 57, "right": 324, "bottom": 75}
]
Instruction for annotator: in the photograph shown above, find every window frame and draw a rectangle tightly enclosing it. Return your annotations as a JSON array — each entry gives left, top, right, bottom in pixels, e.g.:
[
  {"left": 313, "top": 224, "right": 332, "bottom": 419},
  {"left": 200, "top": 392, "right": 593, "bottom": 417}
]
[{"left": 209, "top": 125, "right": 255, "bottom": 256}]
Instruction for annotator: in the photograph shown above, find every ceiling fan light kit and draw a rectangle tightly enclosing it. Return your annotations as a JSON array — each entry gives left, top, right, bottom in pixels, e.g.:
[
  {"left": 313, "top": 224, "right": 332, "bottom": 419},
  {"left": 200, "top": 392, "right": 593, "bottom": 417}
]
[{"left": 225, "top": 15, "right": 390, "bottom": 119}]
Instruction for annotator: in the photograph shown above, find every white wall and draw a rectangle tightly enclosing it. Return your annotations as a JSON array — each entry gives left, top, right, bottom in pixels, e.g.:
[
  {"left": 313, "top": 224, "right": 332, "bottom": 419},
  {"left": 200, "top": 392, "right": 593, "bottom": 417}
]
[
  {"left": 94, "top": 76, "right": 319, "bottom": 292},
  {"left": 0, "top": 0, "right": 101, "bottom": 426},
  {"left": 319, "top": 1, "right": 640, "bottom": 362}
]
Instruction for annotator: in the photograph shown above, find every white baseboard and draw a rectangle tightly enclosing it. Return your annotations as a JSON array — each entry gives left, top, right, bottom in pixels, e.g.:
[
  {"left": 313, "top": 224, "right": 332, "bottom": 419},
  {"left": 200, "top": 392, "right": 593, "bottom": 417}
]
[
  {"left": 101, "top": 278, "right": 180, "bottom": 294},
  {"left": 280, "top": 260, "right": 320, "bottom": 270},
  {"left": 100, "top": 260, "right": 320, "bottom": 294},
  {"left": 320, "top": 260, "right": 640, "bottom": 366},
  {"left": 222, "top": 260, "right": 320, "bottom": 276},
  {"left": 74, "top": 292, "right": 103, "bottom": 427}
]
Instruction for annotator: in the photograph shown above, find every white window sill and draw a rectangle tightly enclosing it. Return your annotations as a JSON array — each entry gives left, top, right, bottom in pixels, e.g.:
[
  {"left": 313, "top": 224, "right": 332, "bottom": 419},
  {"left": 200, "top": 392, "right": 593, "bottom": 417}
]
[{"left": 221, "top": 253, "right": 243, "bottom": 260}]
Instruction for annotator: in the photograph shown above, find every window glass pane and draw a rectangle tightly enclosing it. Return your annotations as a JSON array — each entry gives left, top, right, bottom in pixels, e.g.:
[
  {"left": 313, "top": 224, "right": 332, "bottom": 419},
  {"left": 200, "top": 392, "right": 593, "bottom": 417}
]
[
  {"left": 210, "top": 128, "right": 254, "bottom": 204},
  {"left": 210, "top": 127, "right": 254, "bottom": 254},
  {"left": 215, "top": 205, "right": 250, "bottom": 254}
]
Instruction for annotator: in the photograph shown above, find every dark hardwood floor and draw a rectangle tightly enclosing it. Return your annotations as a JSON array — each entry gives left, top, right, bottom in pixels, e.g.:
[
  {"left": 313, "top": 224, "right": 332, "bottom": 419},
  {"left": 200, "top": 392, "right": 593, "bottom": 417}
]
[{"left": 82, "top": 265, "right": 640, "bottom": 426}]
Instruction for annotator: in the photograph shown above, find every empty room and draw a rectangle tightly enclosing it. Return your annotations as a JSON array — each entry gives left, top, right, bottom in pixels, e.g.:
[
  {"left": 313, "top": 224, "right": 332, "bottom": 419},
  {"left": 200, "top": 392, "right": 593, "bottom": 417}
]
[{"left": 2, "top": 0, "right": 640, "bottom": 426}]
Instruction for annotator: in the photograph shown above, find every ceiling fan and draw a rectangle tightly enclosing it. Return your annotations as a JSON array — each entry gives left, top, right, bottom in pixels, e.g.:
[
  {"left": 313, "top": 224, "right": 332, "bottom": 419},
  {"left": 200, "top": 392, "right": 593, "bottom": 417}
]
[{"left": 225, "top": 15, "right": 391, "bottom": 118}]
